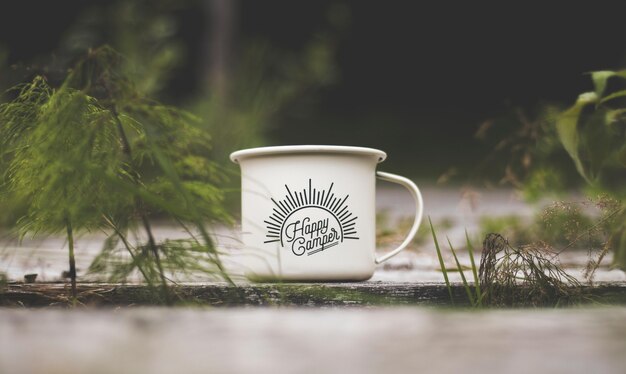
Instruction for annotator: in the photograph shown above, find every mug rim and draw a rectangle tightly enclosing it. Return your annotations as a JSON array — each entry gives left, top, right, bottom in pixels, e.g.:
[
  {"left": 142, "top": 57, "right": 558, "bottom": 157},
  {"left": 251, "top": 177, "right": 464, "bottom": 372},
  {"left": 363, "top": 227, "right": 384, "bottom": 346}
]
[{"left": 230, "top": 145, "right": 387, "bottom": 164}]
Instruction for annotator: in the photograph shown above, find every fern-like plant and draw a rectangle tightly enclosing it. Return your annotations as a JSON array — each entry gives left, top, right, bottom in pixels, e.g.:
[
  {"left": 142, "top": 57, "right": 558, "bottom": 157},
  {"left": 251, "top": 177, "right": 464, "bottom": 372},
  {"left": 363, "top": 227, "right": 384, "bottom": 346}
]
[{"left": 0, "top": 46, "right": 232, "bottom": 302}]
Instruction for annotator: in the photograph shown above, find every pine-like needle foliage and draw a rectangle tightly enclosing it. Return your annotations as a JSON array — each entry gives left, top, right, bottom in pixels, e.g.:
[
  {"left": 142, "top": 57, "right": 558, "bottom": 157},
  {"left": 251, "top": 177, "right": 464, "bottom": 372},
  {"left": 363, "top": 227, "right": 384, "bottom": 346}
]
[{"left": 0, "top": 46, "right": 232, "bottom": 302}]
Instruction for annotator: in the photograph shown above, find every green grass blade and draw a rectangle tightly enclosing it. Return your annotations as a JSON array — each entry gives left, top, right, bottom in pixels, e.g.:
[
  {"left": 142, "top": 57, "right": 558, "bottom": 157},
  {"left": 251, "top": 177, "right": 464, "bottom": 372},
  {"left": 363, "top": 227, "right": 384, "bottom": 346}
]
[
  {"left": 429, "top": 217, "right": 454, "bottom": 304},
  {"left": 466, "top": 229, "right": 483, "bottom": 307},
  {"left": 448, "top": 236, "right": 475, "bottom": 306}
]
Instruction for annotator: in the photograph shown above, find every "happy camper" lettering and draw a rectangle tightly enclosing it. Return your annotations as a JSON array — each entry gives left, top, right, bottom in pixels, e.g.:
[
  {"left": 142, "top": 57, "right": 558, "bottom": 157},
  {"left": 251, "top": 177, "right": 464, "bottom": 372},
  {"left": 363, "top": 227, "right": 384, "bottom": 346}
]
[{"left": 284, "top": 217, "right": 340, "bottom": 255}]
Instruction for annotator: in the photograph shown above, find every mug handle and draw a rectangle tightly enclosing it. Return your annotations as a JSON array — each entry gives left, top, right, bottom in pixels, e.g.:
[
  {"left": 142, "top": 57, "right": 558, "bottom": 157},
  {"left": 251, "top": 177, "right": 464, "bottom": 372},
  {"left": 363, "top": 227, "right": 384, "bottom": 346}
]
[{"left": 375, "top": 171, "right": 424, "bottom": 264}]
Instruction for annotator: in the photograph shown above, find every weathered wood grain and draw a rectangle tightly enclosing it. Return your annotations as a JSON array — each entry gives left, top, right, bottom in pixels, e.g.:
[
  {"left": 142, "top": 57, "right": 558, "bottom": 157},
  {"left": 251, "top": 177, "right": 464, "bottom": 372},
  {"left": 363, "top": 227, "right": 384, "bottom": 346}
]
[
  {"left": 2, "top": 281, "right": 626, "bottom": 307},
  {"left": 2, "top": 307, "right": 626, "bottom": 374}
]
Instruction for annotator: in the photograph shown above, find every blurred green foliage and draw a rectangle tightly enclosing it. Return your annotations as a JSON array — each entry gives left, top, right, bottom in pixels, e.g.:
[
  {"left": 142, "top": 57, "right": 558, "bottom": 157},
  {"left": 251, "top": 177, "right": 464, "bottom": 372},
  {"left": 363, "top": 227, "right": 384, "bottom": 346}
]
[
  {"left": 0, "top": 47, "right": 232, "bottom": 300},
  {"left": 377, "top": 211, "right": 454, "bottom": 250},
  {"left": 58, "top": 0, "right": 185, "bottom": 98},
  {"left": 476, "top": 70, "right": 626, "bottom": 269},
  {"left": 556, "top": 71, "right": 626, "bottom": 192},
  {"left": 0, "top": 0, "right": 342, "bottom": 296},
  {"left": 473, "top": 105, "right": 579, "bottom": 201},
  {"left": 58, "top": 0, "right": 340, "bottom": 161},
  {"left": 479, "top": 215, "right": 533, "bottom": 246},
  {"left": 189, "top": 35, "right": 338, "bottom": 166},
  {"left": 555, "top": 71, "right": 626, "bottom": 268},
  {"left": 479, "top": 199, "right": 609, "bottom": 250},
  {"left": 0, "top": 0, "right": 343, "bottom": 219}
]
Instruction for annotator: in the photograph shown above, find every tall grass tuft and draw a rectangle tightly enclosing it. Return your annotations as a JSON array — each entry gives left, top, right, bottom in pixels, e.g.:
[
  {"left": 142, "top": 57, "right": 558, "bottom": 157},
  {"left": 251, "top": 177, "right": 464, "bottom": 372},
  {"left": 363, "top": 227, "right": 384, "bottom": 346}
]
[{"left": 429, "top": 217, "right": 484, "bottom": 308}]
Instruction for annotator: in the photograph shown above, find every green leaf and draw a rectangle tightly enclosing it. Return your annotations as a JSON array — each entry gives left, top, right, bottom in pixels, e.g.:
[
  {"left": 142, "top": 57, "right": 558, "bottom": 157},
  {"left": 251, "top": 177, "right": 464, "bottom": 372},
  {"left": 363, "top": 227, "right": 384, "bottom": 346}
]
[
  {"left": 591, "top": 70, "right": 626, "bottom": 98},
  {"left": 581, "top": 109, "right": 616, "bottom": 180},
  {"left": 599, "top": 90, "right": 626, "bottom": 105},
  {"left": 447, "top": 236, "right": 474, "bottom": 306},
  {"left": 429, "top": 217, "right": 453, "bottom": 304},
  {"left": 556, "top": 92, "right": 596, "bottom": 183},
  {"left": 591, "top": 71, "right": 615, "bottom": 97}
]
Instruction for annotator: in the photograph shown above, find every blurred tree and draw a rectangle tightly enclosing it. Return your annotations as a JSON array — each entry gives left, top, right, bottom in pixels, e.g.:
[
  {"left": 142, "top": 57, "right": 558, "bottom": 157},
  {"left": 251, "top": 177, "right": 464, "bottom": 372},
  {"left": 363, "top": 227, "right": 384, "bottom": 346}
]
[
  {"left": 0, "top": 0, "right": 343, "bottom": 219},
  {"left": 204, "top": 0, "right": 237, "bottom": 98}
]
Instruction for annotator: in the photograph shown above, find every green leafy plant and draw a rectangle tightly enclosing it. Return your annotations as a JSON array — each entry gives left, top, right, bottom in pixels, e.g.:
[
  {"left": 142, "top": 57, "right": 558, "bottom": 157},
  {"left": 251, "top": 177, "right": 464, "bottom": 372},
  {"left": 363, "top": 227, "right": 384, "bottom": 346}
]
[
  {"left": 555, "top": 71, "right": 626, "bottom": 268},
  {"left": 472, "top": 70, "right": 626, "bottom": 271},
  {"left": 0, "top": 46, "right": 232, "bottom": 302},
  {"left": 471, "top": 105, "right": 579, "bottom": 199}
]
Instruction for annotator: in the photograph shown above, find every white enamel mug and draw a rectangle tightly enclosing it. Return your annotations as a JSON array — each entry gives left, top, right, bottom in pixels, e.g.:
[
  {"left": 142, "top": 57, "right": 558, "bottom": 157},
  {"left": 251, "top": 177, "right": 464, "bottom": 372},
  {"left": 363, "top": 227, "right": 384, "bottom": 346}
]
[{"left": 230, "top": 145, "right": 423, "bottom": 281}]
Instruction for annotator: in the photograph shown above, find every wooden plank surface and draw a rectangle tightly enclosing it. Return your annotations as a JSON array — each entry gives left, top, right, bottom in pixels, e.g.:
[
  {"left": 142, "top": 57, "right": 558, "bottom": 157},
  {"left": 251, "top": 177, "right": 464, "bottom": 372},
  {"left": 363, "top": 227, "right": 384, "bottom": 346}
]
[
  {"left": 1, "top": 307, "right": 626, "bottom": 374},
  {"left": 3, "top": 281, "right": 626, "bottom": 307}
]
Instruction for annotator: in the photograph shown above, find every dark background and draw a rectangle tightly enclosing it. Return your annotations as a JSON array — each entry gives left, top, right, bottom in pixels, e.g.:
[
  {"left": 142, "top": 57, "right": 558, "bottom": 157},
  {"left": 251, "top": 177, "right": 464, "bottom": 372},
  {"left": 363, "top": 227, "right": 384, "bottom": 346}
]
[{"left": 2, "top": 0, "right": 625, "bottom": 178}]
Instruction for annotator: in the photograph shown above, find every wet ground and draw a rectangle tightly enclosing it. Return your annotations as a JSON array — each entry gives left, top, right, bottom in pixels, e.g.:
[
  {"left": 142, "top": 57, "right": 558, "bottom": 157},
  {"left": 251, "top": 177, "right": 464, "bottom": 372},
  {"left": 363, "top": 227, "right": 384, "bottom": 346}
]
[
  {"left": 1, "top": 185, "right": 625, "bottom": 374},
  {"left": 1, "top": 184, "right": 623, "bottom": 283}
]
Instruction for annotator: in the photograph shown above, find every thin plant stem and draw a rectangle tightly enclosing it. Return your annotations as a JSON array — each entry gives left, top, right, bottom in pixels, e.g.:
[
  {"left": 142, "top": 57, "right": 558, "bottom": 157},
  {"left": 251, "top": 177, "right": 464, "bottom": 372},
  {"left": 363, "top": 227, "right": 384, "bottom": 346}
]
[
  {"left": 102, "top": 214, "right": 156, "bottom": 290},
  {"left": 195, "top": 222, "right": 235, "bottom": 285},
  {"left": 109, "top": 101, "right": 172, "bottom": 304},
  {"left": 466, "top": 230, "right": 483, "bottom": 307},
  {"left": 429, "top": 216, "right": 453, "bottom": 305},
  {"left": 447, "top": 236, "right": 475, "bottom": 306},
  {"left": 65, "top": 218, "right": 77, "bottom": 302},
  {"left": 150, "top": 147, "right": 235, "bottom": 286},
  {"left": 557, "top": 206, "right": 623, "bottom": 253},
  {"left": 140, "top": 213, "right": 171, "bottom": 304}
]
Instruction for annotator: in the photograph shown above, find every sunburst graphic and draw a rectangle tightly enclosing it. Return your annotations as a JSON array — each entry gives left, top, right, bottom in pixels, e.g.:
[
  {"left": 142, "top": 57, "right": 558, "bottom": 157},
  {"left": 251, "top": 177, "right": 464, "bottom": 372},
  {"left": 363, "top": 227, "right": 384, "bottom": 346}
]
[{"left": 263, "top": 179, "right": 358, "bottom": 256}]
